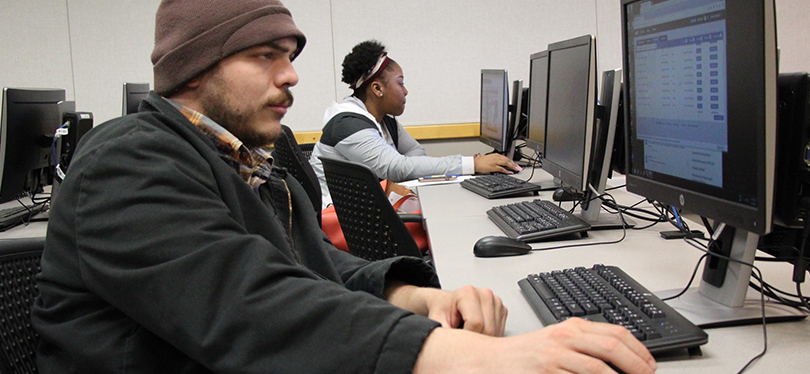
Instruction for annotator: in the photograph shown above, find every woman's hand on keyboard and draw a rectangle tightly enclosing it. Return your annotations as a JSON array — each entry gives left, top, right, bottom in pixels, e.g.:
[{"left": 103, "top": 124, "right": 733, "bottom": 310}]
[{"left": 474, "top": 153, "right": 522, "bottom": 174}]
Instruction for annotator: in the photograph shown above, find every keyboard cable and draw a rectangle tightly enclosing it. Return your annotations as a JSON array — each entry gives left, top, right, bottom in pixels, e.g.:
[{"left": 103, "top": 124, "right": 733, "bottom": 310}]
[{"left": 533, "top": 190, "right": 628, "bottom": 252}]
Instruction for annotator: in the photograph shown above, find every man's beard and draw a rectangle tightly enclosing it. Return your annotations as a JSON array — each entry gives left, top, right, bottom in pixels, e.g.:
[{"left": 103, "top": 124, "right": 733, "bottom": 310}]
[{"left": 197, "top": 71, "right": 294, "bottom": 148}]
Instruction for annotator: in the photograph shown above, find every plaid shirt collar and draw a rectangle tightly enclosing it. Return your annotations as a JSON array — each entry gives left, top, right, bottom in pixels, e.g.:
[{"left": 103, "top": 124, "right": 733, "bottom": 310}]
[{"left": 165, "top": 98, "right": 273, "bottom": 189}]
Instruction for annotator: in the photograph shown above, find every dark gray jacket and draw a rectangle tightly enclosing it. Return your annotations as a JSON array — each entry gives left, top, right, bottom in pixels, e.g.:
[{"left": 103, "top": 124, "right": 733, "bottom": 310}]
[{"left": 32, "top": 93, "right": 440, "bottom": 374}]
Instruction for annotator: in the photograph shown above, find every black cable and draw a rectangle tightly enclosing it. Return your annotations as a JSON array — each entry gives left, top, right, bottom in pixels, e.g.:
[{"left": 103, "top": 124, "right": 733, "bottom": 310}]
[
  {"left": 605, "top": 184, "right": 626, "bottom": 191},
  {"left": 661, "top": 253, "right": 708, "bottom": 301},
  {"left": 747, "top": 274, "right": 810, "bottom": 313},
  {"left": 600, "top": 198, "right": 666, "bottom": 224},
  {"left": 678, "top": 232, "right": 770, "bottom": 374},
  {"left": 736, "top": 266, "right": 768, "bottom": 374},
  {"left": 533, "top": 192, "right": 627, "bottom": 251},
  {"left": 798, "top": 283, "right": 810, "bottom": 312}
]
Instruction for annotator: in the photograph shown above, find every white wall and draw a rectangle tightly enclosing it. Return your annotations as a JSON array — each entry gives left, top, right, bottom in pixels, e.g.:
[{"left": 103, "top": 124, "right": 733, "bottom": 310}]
[{"left": 1, "top": 0, "right": 808, "bottom": 135}]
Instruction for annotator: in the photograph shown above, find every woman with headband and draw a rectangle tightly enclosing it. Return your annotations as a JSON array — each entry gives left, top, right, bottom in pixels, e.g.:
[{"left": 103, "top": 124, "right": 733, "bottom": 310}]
[{"left": 310, "top": 40, "right": 520, "bottom": 209}]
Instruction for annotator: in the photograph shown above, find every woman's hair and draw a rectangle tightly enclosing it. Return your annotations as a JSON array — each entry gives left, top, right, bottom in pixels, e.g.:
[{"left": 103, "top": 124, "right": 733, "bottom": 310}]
[{"left": 342, "top": 40, "right": 396, "bottom": 97}]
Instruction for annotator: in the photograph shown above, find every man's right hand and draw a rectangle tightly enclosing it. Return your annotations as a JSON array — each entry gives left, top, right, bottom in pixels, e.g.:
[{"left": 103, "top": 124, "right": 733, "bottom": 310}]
[{"left": 414, "top": 317, "right": 657, "bottom": 374}]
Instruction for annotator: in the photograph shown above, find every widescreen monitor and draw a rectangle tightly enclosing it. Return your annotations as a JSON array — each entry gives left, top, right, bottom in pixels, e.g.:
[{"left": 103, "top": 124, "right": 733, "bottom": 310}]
[
  {"left": 123, "top": 82, "right": 150, "bottom": 115},
  {"left": 0, "top": 87, "right": 69, "bottom": 204},
  {"left": 479, "top": 69, "right": 511, "bottom": 155},
  {"left": 621, "top": 0, "right": 802, "bottom": 326},
  {"left": 542, "top": 35, "right": 597, "bottom": 194},
  {"left": 525, "top": 50, "right": 549, "bottom": 156}
]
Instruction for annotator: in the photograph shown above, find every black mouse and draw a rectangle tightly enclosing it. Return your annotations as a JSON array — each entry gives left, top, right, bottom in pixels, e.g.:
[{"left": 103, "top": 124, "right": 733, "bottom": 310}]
[
  {"left": 473, "top": 235, "right": 532, "bottom": 257},
  {"left": 552, "top": 186, "right": 584, "bottom": 202}
]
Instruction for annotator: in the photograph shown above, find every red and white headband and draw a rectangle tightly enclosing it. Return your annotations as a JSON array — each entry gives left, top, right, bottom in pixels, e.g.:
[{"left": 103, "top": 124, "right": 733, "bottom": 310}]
[{"left": 351, "top": 52, "right": 391, "bottom": 90}]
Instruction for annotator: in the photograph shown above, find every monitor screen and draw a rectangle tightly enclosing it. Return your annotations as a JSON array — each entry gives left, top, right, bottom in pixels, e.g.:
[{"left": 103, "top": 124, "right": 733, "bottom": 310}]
[
  {"left": 525, "top": 51, "right": 549, "bottom": 155},
  {"left": 542, "top": 35, "right": 597, "bottom": 192},
  {"left": 0, "top": 87, "right": 69, "bottom": 204},
  {"left": 123, "top": 82, "right": 150, "bottom": 115},
  {"left": 479, "top": 69, "right": 510, "bottom": 153},
  {"left": 479, "top": 70, "right": 510, "bottom": 154}
]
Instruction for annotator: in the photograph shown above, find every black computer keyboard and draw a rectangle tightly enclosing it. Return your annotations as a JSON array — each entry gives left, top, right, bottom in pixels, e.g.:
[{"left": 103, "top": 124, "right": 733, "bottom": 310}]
[
  {"left": 486, "top": 199, "right": 590, "bottom": 242},
  {"left": 460, "top": 174, "right": 545, "bottom": 199},
  {"left": 0, "top": 204, "right": 46, "bottom": 231},
  {"left": 519, "top": 264, "right": 708, "bottom": 354}
]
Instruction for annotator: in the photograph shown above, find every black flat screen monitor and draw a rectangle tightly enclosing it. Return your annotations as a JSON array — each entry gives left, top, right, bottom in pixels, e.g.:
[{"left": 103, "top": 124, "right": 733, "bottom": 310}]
[
  {"left": 510, "top": 79, "right": 525, "bottom": 138},
  {"left": 123, "top": 82, "right": 150, "bottom": 115},
  {"left": 479, "top": 70, "right": 510, "bottom": 154},
  {"left": 525, "top": 51, "right": 549, "bottom": 156},
  {"left": 621, "top": 0, "right": 800, "bottom": 326},
  {"left": 542, "top": 35, "right": 597, "bottom": 193},
  {"left": 0, "top": 87, "right": 70, "bottom": 204}
]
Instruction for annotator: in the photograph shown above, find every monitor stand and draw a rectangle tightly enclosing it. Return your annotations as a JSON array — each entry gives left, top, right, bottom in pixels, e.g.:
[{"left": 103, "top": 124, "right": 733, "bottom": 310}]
[
  {"left": 575, "top": 192, "right": 636, "bottom": 230},
  {"left": 656, "top": 227, "right": 806, "bottom": 328}
]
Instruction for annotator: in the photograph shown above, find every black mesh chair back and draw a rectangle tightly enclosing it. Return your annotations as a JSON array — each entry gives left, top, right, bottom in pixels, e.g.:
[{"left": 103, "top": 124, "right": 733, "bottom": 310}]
[
  {"left": 320, "top": 158, "right": 423, "bottom": 261},
  {"left": 272, "top": 125, "right": 322, "bottom": 225},
  {"left": 298, "top": 143, "right": 315, "bottom": 159},
  {"left": 0, "top": 237, "right": 45, "bottom": 374}
]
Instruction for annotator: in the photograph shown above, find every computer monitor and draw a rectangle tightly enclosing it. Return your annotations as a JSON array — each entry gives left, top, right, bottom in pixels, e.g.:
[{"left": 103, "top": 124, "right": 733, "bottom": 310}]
[
  {"left": 609, "top": 87, "right": 628, "bottom": 176},
  {"left": 0, "top": 87, "right": 70, "bottom": 204},
  {"left": 509, "top": 80, "right": 528, "bottom": 140},
  {"left": 480, "top": 69, "right": 514, "bottom": 158},
  {"left": 123, "top": 82, "right": 150, "bottom": 115},
  {"left": 542, "top": 35, "right": 597, "bottom": 194},
  {"left": 579, "top": 68, "right": 634, "bottom": 228},
  {"left": 525, "top": 51, "right": 549, "bottom": 157},
  {"left": 759, "top": 72, "right": 810, "bottom": 275},
  {"left": 621, "top": 0, "right": 801, "bottom": 326}
]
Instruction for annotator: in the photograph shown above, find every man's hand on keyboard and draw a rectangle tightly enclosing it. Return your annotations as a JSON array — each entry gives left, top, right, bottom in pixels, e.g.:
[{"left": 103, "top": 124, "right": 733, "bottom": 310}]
[
  {"left": 519, "top": 317, "right": 657, "bottom": 374},
  {"left": 413, "top": 317, "right": 656, "bottom": 374}
]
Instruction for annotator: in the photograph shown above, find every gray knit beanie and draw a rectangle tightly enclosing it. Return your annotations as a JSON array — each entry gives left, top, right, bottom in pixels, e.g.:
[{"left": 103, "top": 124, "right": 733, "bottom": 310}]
[{"left": 151, "top": 0, "right": 306, "bottom": 96}]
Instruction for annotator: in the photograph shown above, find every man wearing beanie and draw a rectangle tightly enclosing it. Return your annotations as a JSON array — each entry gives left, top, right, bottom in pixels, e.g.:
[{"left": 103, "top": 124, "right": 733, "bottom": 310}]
[{"left": 31, "top": 1, "right": 656, "bottom": 373}]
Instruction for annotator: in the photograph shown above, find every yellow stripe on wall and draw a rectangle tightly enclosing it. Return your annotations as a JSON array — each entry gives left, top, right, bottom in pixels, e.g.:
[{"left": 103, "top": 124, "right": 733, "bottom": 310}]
[{"left": 292, "top": 123, "right": 480, "bottom": 145}]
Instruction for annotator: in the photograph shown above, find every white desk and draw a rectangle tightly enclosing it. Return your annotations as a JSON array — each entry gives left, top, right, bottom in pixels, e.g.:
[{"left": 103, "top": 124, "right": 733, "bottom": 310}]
[
  {"left": 0, "top": 219, "right": 48, "bottom": 239},
  {"left": 417, "top": 169, "right": 810, "bottom": 373}
]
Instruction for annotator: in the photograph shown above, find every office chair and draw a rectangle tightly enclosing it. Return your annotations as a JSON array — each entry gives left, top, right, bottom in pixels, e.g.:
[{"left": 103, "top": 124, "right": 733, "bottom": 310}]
[
  {"left": 0, "top": 237, "right": 46, "bottom": 374},
  {"left": 298, "top": 143, "right": 315, "bottom": 160},
  {"left": 320, "top": 158, "right": 425, "bottom": 261},
  {"left": 272, "top": 125, "right": 322, "bottom": 226}
]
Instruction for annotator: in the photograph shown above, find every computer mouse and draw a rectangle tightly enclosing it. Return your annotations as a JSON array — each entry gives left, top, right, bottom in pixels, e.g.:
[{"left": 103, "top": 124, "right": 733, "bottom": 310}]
[
  {"left": 552, "top": 186, "right": 584, "bottom": 202},
  {"left": 473, "top": 235, "right": 532, "bottom": 257}
]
